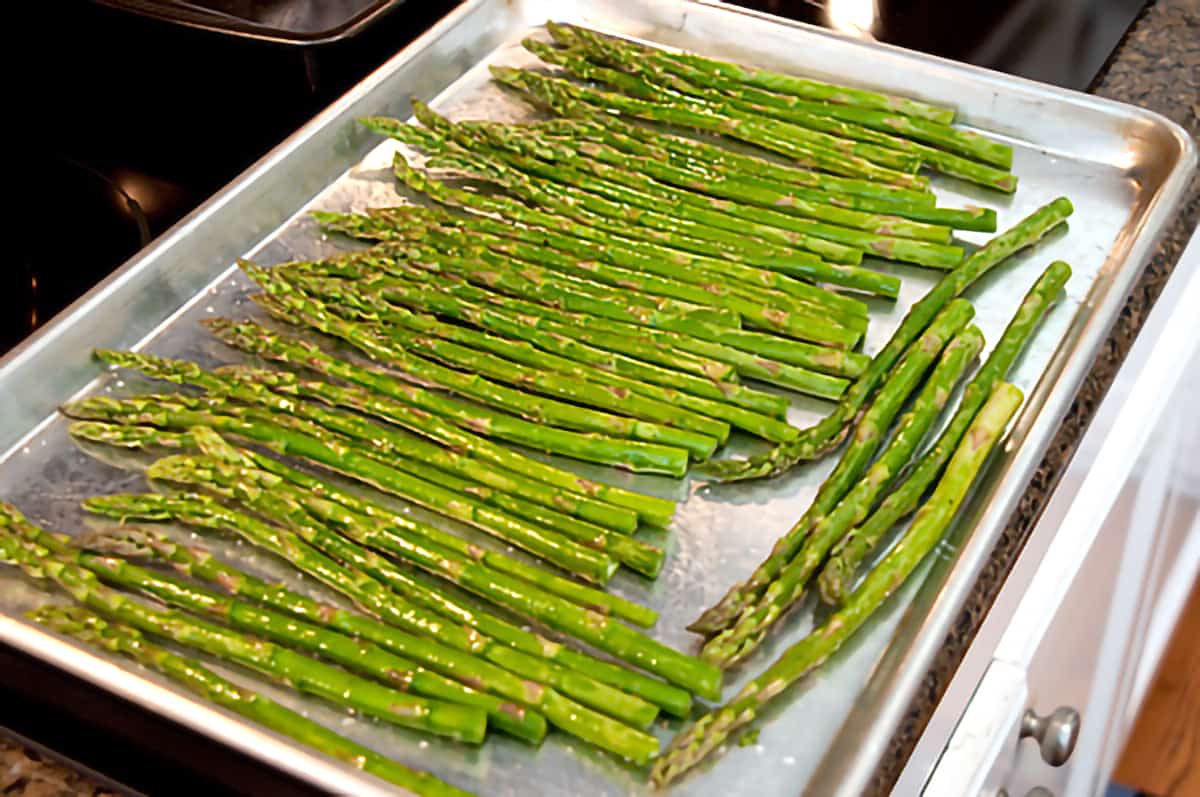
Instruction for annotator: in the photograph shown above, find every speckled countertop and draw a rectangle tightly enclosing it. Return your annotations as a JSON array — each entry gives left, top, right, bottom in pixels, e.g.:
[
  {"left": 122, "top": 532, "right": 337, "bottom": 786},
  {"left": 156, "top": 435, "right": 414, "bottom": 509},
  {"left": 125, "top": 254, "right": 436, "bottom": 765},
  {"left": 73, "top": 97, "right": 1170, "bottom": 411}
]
[{"left": 3, "top": 0, "right": 1198, "bottom": 794}]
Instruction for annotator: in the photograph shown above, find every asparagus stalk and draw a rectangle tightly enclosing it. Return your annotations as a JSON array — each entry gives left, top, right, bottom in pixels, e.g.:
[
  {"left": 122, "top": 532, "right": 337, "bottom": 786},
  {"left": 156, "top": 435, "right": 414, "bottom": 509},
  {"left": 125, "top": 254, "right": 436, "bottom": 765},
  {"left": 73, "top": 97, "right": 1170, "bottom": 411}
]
[
  {"left": 502, "top": 52, "right": 920, "bottom": 179},
  {"left": 529, "top": 35, "right": 925, "bottom": 176},
  {"left": 474, "top": 104, "right": 995, "bottom": 236},
  {"left": 97, "top": 348, "right": 641, "bottom": 533},
  {"left": 0, "top": 510, "right": 488, "bottom": 744},
  {"left": 651, "top": 383, "right": 1024, "bottom": 785},
  {"left": 251, "top": 270, "right": 736, "bottom": 441},
  {"left": 397, "top": 154, "right": 866, "bottom": 345},
  {"left": 79, "top": 487, "right": 671, "bottom": 728},
  {"left": 489, "top": 66, "right": 928, "bottom": 189},
  {"left": 526, "top": 113, "right": 938, "bottom": 208},
  {"left": 536, "top": 22, "right": 955, "bottom": 125},
  {"left": 355, "top": 253, "right": 872, "bottom": 380},
  {"left": 428, "top": 133, "right": 962, "bottom": 272},
  {"left": 294, "top": 272, "right": 840, "bottom": 421},
  {"left": 335, "top": 190, "right": 893, "bottom": 301},
  {"left": 534, "top": 116, "right": 949, "bottom": 221},
  {"left": 699, "top": 196, "right": 1074, "bottom": 484},
  {"left": 96, "top": 465, "right": 723, "bottom": 700},
  {"left": 86, "top": 525, "right": 660, "bottom": 737},
  {"left": 204, "top": 318, "right": 689, "bottom": 489},
  {"left": 546, "top": 26, "right": 1014, "bottom": 178},
  {"left": 31, "top": 606, "right": 470, "bottom": 797},
  {"left": 237, "top": 273, "right": 717, "bottom": 463},
  {"left": 341, "top": 147, "right": 876, "bottom": 322},
  {"left": 193, "top": 411, "right": 663, "bottom": 581},
  {"left": 74, "top": 418, "right": 655, "bottom": 626},
  {"left": 818, "top": 261, "right": 1073, "bottom": 602},
  {"left": 293, "top": 251, "right": 792, "bottom": 420},
  {"left": 446, "top": 95, "right": 952, "bottom": 244},
  {"left": 64, "top": 394, "right": 619, "bottom": 583},
  {"left": 304, "top": 231, "right": 868, "bottom": 385},
  {"left": 701, "top": 322, "right": 985, "bottom": 666},
  {"left": 381, "top": 135, "right": 866, "bottom": 274},
  {"left": 10, "top": 517, "right": 545, "bottom": 744},
  {"left": 628, "top": 38, "right": 956, "bottom": 124}
]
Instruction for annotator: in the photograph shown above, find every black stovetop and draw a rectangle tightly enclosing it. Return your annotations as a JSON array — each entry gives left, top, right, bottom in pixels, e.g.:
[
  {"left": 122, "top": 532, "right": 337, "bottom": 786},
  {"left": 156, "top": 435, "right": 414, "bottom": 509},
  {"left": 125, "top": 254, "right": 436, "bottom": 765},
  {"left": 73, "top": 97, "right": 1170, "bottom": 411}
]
[{"left": 4, "top": 0, "right": 1149, "bottom": 793}]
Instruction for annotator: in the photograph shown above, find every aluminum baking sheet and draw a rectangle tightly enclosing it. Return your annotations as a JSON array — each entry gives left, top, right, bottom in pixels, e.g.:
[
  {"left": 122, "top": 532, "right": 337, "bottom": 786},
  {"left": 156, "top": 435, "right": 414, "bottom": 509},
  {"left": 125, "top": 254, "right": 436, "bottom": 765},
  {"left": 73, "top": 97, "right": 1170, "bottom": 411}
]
[{"left": 0, "top": 1, "right": 1193, "bottom": 795}]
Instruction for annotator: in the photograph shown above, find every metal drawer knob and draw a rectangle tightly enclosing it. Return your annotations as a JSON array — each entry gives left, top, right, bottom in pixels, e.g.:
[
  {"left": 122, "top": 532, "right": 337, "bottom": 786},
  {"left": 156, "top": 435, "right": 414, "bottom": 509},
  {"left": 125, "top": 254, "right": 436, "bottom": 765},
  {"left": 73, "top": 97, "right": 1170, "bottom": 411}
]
[{"left": 1019, "top": 706, "right": 1080, "bottom": 766}]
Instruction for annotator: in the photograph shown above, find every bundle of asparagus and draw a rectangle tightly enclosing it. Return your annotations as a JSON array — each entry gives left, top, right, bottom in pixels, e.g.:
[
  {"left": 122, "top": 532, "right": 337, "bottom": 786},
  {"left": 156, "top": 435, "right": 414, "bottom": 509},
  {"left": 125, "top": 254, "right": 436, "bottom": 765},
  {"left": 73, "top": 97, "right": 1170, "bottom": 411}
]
[
  {"left": 34, "top": 605, "right": 470, "bottom": 797},
  {"left": 689, "top": 202, "right": 1072, "bottom": 660},
  {"left": 4, "top": 19, "right": 1080, "bottom": 790},
  {"left": 652, "top": 382, "right": 1027, "bottom": 784}
]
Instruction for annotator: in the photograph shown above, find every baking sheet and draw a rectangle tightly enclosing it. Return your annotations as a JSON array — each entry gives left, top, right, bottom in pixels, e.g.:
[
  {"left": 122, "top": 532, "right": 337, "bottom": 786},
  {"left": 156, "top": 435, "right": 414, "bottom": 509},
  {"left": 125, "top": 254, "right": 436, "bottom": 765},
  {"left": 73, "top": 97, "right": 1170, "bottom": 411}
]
[{"left": 0, "top": 1, "right": 1193, "bottom": 795}]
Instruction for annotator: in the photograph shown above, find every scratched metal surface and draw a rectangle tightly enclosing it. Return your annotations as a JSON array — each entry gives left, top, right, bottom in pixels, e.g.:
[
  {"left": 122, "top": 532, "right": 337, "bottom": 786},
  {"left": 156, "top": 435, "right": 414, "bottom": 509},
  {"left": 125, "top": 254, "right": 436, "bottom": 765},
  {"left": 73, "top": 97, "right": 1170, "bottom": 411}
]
[{"left": 0, "top": 1, "right": 1192, "bottom": 794}]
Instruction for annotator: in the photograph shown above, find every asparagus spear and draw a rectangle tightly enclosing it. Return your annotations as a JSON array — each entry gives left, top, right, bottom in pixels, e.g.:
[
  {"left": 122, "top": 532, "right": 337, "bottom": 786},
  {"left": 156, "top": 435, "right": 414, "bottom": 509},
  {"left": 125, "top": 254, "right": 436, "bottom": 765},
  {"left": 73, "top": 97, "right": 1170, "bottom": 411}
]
[
  {"left": 651, "top": 383, "right": 1024, "bottom": 785},
  {"left": 88, "top": 525, "right": 662, "bottom": 737},
  {"left": 74, "top": 417, "right": 655, "bottom": 626},
  {"left": 236, "top": 273, "right": 717, "bottom": 463},
  {"left": 0, "top": 511, "right": 488, "bottom": 744},
  {"left": 536, "top": 22, "right": 955, "bottom": 125},
  {"left": 64, "top": 393, "right": 619, "bottom": 582},
  {"left": 292, "top": 252, "right": 792, "bottom": 420},
  {"left": 394, "top": 153, "right": 866, "bottom": 345},
  {"left": 699, "top": 197, "right": 1074, "bottom": 484},
  {"left": 381, "top": 136, "right": 865, "bottom": 273},
  {"left": 95, "top": 465, "right": 723, "bottom": 700},
  {"left": 473, "top": 105, "right": 995, "bottom": 236},
  {"left": 182, "top": 408, "right": 663, "bottom": 582},
  {"left": 429, "top": 136, "right": 962, "bottom": 272},
  {"left": 185, "top": 341, "right": 666, "bottom": 530},
  {"left": 489, "top": 66, "right": 928, "bottom": 189},
  {"left": 444, "top": 97, "right": 951, "bottom": 244},
  {"left": 251, "top": 270, "right": 737, "bottom": 441},
  {"left": 525, "top": 112, "right": 938, "bottom": 208},
  {"left": 496, "top": 57, "right": 921, "bottom": 180},
  {"left": 79, "top": 487, "right": 670, "bottom": 728},
  {"left": 97, "top": 348, "right": 641, "bottom": 533},
  {"left": 337, "top": 149, "right": 875, "bottom": 322},
  {"left": 701, "top": 322, "right": 985, "bottom": 666},
  {"left": 546, "top": 26, "right": 1014, "bottom": 177},
  {"left": 204, "top": 318, "right": 690, "bottom": 487},
  {"left": 31, "top": 606, "right": 470, "bottom": 797},
  {"left": 332, "top": 191, "right": 893, "bottom": 300},
  {"left": 294, "top": 272, "right": 840, "bottom": 420},
  {"left": 818, "top": 261, "right": 1073, "bottom": 602},
  {"left": 533, "top": 116, "right": 950, "bottom": 222},
  {"left": 301, "top": 236, "right": 867, "bottom": 386},
  {"left": 10, "top": 516, "right": 545, "bottom": 743},
  {"left": 690, "top": 201, "right": 1072, "bottom": 634},
  {"left": 359, "top": 253, "right": 872, "bottom": 380},
  {"left": 152, "top": 447, "right": 716, "bottom": 700},
  {"left": 529, "top": 35, "right": 925, "bottom": 176},
  {"left": 391, "top": 148, "right": 856, "bottom": 307}
]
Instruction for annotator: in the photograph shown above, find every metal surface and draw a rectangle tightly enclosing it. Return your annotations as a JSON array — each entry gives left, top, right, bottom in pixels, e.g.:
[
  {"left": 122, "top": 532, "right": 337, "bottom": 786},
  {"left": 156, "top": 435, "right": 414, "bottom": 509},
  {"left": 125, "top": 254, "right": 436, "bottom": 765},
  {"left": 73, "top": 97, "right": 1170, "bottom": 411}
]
[
  {"left": 0, "top": 1, "right": 1194, "bottom": 795},
  {"left": 1019, "top": 707, "right": 1080, "bottom": 767}
]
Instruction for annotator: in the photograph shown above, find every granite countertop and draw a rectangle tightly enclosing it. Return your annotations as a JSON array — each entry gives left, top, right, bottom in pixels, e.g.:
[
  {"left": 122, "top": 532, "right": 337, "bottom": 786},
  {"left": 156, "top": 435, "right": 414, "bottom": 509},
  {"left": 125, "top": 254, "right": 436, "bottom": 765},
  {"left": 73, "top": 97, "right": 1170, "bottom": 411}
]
[{"left": 3, "top": 0, "right": 1197, "bottom": 794}]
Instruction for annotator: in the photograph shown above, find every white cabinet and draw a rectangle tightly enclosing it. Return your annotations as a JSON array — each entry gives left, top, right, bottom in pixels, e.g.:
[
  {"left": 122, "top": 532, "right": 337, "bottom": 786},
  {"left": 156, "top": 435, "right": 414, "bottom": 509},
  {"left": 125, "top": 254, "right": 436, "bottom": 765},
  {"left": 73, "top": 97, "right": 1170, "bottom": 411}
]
[{"left": 904, "top": 229, "right": 1200, "bottom": 797}]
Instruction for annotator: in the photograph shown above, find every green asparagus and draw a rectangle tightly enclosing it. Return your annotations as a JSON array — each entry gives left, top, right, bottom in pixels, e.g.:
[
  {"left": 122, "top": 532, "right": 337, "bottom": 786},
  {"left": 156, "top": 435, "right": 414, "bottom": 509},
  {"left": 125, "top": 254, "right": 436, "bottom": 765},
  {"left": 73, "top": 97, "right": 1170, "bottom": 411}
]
[
  {"left": 651, "top": 383, "right": 1024, "bottom": 785},
  {"left": 818, "top": 261, "right": 1073, "bottom": 602},
  {"left": 698, "top": 197, "right": 1073, "bottom": 485},
  {"left": 701, "top": 322, "right": 985, "bottom": 666},
  {"left": 31, "top": 606, "right": 471, "bottom": 797},
  {"left": 0, "top": 508, "right": 488, "bottom": 744}
]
